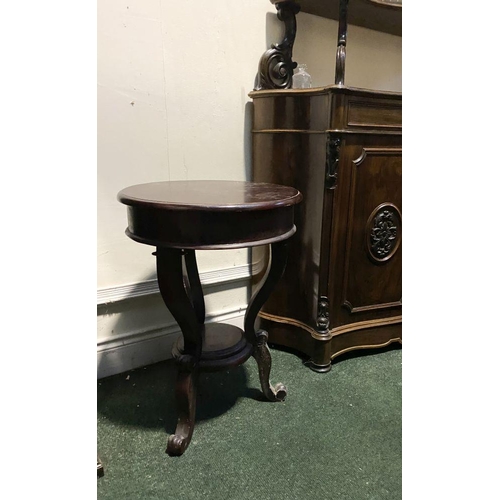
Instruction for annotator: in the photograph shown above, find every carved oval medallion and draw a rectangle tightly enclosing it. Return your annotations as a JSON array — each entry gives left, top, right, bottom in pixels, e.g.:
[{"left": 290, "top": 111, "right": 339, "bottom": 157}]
[{"left": 366, "top": 203, "right": 402, "bottom": 263}]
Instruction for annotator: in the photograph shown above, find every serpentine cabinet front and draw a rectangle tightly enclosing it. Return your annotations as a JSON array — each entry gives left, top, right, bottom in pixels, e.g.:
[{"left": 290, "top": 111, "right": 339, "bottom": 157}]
[{"left": 250, "top": 85, "right": 402, "bottom": 372}]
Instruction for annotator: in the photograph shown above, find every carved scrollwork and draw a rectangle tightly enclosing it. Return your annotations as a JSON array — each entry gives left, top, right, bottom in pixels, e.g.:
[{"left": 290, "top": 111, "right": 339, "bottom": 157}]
[
  {"left": 316, "top": 295, "right": 330, "bottom": 335},
  {"left": 254, "top": 1, "right": 300, "bottom": 90},
  {"left": 366, "top": 203, "right": 402, "bottom": 263},
  {"left": 256, "top": 49, "right": 295, "bottom": 90},
  {"left": 326, "top": 133, "right": 341, "bottom": 189}
]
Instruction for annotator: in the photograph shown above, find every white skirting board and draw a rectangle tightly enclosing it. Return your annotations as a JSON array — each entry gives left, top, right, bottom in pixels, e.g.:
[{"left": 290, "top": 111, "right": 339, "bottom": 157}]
[
  {"left": 97, "top": 307, "right": 246, "bottom": 379},
  {"left": 97, "top": 258, "right": 264, "bottom": 305},
  {"left": 97, "top": 256, "right": 266, "bottom": 379}
]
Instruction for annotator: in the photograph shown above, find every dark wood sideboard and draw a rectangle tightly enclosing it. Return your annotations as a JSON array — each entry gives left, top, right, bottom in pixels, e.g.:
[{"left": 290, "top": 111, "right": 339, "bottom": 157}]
[{"left": 249, "top": 85, "right": 402, "bottom": 372}]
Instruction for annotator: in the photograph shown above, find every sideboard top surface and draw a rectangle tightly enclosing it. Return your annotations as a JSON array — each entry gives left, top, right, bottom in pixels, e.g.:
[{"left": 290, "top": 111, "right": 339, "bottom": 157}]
[
  {"left": 249, "top": 85, "right": 402, "bottom": 100},
  {"left": 250, "top": 85, "right": 401, "bottom": 133}
]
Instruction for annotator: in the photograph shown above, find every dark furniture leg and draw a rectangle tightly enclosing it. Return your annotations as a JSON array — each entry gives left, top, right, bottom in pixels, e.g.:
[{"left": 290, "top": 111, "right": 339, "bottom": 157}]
[
  {"left": 244, "top": 241, "right": 288, "bottom": 401},
  {"left": 156, "top": 247, "right": 203, "bottom": 456},
  {"left": 97, "top": 456, "right": 104, "bottom": 478},
  {"left": 183, "top": 249, "right": 205, "bottom": 325},
  {"left": 167, "top": 355, "right": 198, "bottom": 456}
]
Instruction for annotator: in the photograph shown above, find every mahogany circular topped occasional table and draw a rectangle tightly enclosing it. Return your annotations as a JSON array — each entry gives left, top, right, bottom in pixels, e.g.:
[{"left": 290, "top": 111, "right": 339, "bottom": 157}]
[{"left": 117, "top": 180, "right": 302, "bottom": 456}]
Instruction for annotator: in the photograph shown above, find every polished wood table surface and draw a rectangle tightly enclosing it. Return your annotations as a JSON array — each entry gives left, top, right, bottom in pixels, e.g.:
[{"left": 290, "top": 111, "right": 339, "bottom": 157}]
[{"left": 118, "top": 180, "right": 302, "bottom": 456}]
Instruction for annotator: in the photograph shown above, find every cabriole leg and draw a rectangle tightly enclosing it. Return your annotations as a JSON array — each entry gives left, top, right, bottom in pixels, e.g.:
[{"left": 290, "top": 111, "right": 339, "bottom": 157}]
[
  {"left": 156, "top": 247, "right": 203, "bottom": 456},
  {"left": 244, "top": 241, "right": 288, "bottom": 402}
]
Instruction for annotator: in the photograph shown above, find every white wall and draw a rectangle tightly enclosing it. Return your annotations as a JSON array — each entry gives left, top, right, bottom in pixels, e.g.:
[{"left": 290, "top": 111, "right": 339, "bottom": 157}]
[
  {"left": 294, "top": 13, "right": 402, "bottom": 90},
  {"left": 97, "top": 0, "right": 402, "bottom": 378}
]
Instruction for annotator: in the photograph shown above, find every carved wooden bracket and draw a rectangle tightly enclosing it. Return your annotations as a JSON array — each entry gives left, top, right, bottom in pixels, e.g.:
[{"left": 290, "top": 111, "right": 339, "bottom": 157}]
[{"left": 254, "top": 0, "right": 301, "bottom": 90}]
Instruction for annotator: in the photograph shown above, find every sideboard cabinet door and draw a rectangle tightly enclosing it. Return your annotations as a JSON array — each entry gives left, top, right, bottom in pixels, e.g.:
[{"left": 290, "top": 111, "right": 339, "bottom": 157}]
[{"left": 329, "top": 136, "right": 402, "bottom": 328}]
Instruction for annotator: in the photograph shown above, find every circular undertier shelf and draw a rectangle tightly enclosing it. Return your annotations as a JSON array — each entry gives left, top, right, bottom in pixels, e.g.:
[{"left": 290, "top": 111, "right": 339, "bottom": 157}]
[{"left": 172, "top": 323, "right": 253, "bottom": 372}]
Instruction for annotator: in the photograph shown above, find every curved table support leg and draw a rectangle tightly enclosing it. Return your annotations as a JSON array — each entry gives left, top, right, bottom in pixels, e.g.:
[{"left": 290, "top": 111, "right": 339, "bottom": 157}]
[
  {"left": 254, "top": 330, "right": 287, "bottom": 401},
  {"left": 183, "top": 249, "right": 205, "bottom": 325},
  {"left": 166, "top": 355, "right": 198, "bottom": 456},
  {"left": 244, "top": 241, "right": 288, "bottom": 402},
  {"left": 156, "top": 247, "right": 203, "bottom": 456}
]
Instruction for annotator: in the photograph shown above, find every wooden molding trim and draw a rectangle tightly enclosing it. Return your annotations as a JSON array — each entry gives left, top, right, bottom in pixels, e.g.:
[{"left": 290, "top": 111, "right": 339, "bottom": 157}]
[
  {"left": 252, "top": 129, "right": 327, "bottom": 134},
  {"left": 252, "top": 129, "right": 402, "bottom": 136},
  {"left": 354, "top": 147, "right": 403, "bottom": 158},
  {"left": 249, "top": 85, "right": 402, "bottom": 99},
  {"left": 329, "top": 315, "right": 402, "bottom": 337},
  {"left": 331, "top": 337, "right": 402, "bottom": 361},
  {"left": 258, "top": 310, "right": 402, "bottom": 340},
  {"left": 343, "top": 299, "right": 402, "bottom": 313},
  {"left": 346, "top": 101, "right": 402, "bottom": 130},
  {"left": 326, "top": 129, "right": 402, "bottom": 136},
  {"left": 97, "top": 257, "right": 266, "bottom": 305},
  {"left": 259, "top": 311, "right": 318, "bottom": 336}
]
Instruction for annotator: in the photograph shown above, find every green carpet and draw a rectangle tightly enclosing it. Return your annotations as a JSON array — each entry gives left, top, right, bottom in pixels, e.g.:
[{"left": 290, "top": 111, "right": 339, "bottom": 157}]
[{"left": 97, "top": 346, "right": 401, "bottom": 500}]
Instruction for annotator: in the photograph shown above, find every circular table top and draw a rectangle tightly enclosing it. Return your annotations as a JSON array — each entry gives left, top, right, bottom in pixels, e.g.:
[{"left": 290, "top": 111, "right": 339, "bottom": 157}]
[
  {"left": 117, "top": 180, "right": 302, "bottom": 249},
  {"left": 117, "top": 180, "right": 302, "bottom": 212}
]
